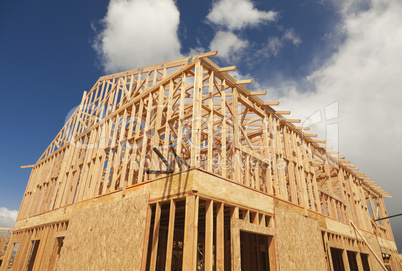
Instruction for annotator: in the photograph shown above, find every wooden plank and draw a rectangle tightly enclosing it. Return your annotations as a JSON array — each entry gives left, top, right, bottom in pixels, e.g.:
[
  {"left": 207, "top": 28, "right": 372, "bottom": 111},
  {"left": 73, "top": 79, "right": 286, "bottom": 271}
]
[
  {"left": 20, "top": 165, "right": 34, "bottom": 169},
  {"left": 150, "top": 202, "right": 161, "bottom": 271},
  {"left": 283, "top": 126, "right": 297, "bottom": 203},
  {"left": 262, "top": 116, "right": 273, "bottom": 194},
  {"left": 165, "top": 200, "right": 176, "bottom": 271},
  {"left": 137, "top": 94, "right": 153, "bottom": 183},
  {"left": 216, "top": 202, "right": 224, "bottom": 270},
  {"left": 263, "top": 102, "right": 279, "bottom": 106},
  {"left": 183, "top": 195, "right": 198, "bottom": 270},
  {"left": 205, "top": 200, "right": 214, "bottom": 271},
  {"left": 232, "top": 87, "right": 242, "bottom": 183},
  {"left": 249, "top": 91, "right": 267, "bottom": 96},
  {"left": 350, "top": 221, "right": 388, "bottom": 271},
  {"left": 176, "top": 73, "right": 186, "bottom": 168},
  {"left": 220, "top": 80, "right": 227, "bottom": 178},
  {"left": 275, "top": 111, "right": 291, "bottom": 115},
  {"left": 191, "top": 60, "right": 203, "bottom": 168},
  {"left": 231, "top": 207, "right": 241, "bottom": 271},
  {"left": 207, "top": 71, "right": 214, "bottom": 173},
  {"left": 236, "top": 79, "right": 253, "bottom": 84},
  {"left": 141, "top": 204, "right": 153, "bottom": 271},
  {"left": 218, "top": 66, "right": 236, "bottom": 72}
]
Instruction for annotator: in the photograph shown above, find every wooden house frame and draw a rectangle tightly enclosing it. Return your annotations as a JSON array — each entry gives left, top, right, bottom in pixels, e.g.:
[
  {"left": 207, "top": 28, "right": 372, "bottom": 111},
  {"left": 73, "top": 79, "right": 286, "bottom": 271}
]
[{"left": 1, "top": 52, "right": 400, "bottom": 270}]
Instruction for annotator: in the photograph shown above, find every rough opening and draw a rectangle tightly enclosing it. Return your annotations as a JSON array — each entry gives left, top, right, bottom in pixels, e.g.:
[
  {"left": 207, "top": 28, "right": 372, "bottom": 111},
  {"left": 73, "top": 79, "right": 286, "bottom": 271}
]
[
  {"left": 26, "top": 240, "right": 40, "bottom": 271},
  {"left": 330, "top": 247, "right": 345, "bottom": 271},
  {"left": 347, "top": 251, "right": 359, "bottom": 271},
  {"left": 146, "top": 200, "right": 186, "bottom": 271},
  {"left": 48, "top": 237, "right": 65, "bottom": 271},
  {"left": 360, "top": 253, "right": 370, "bottom": 271},
  {"left": 7, "top": 242, "right": 19, "bottom": 269},
  {"left": 382, "top": 253, "right": 392, "bottom": 271},
  {"left": 240, "top": 231, "right": 271, "bottom": 271}
]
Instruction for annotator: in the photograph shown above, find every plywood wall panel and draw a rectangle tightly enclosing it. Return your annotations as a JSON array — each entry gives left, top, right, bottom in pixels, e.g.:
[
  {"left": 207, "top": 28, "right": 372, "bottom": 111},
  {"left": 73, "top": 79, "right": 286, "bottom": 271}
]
[
  {"left": 275, "top": 206, "right": 326, "bottom": 271},
  {"left": 56, "top": 194, "right": 149, "bottom": 271}
]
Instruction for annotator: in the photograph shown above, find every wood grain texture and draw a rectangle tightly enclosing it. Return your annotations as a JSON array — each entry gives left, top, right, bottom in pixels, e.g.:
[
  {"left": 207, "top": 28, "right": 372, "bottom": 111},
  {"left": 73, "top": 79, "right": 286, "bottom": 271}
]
[{"left": 55, "top": 195, "right": 148, "bottom": 271}]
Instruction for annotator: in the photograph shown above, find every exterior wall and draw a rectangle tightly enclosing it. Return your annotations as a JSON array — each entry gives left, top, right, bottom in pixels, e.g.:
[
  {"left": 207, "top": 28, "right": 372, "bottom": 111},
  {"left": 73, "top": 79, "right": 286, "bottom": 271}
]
[
  {"left": 2, "top": 169, "right": 400, "bottom": 271},
  {"left": 56, "top": 194, "right": 149, "bottom": 270},
  {"left": 275, "top": 203, "right": 327, "bottom": 271}
]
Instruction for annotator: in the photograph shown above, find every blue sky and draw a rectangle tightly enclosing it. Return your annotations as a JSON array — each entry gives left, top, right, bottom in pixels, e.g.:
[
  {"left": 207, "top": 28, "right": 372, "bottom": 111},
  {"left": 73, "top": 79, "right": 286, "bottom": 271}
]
[{"left": 1, "top": 0, "right": 401, "bottom": 249}]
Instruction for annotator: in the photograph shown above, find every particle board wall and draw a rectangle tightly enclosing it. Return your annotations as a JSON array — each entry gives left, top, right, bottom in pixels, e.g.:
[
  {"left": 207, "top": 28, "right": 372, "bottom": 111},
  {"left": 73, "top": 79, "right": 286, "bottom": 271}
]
[
  {"left": 362, "top": 232, "right": 386, "bottom": 271},
  {"left": 275, "top": 206, "right": 326, "bottom": 271},
  {"left": 56, "top": 194, "right": 149, "bottom": 271}
]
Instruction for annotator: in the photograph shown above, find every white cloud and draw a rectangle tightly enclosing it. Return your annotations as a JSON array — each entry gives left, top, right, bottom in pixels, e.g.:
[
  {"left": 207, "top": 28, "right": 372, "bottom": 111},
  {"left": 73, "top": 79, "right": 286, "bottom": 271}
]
[
  {"left": 93, "top": 0, "right": 182, "bottom": 73},
  {"left": 257, "top": 28, "right": 302, "bottom": 58},
  {"left": 187, "top": 47, "right": 206, "bottom": 57},
  {"left": 269, "top": 0, "right": 402, "bottom": 206},
  {"left": 0, "top": 207, "right": 18, "bottom": 228},
  {"left": 209, "top": 31, "right": 249, "bottom": 62},
  {"left": 207, "top": 0, "right": 277, "bottom": 30},
  {"left": 283, "top": 28, "right": 302, "bottom": 46},
  {"left": 267, "top": 37, "right": 282, "bottom": 56}
]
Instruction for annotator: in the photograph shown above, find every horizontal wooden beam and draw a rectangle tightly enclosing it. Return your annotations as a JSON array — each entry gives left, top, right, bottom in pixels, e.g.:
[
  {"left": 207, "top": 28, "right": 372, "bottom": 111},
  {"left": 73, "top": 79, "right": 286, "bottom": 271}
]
[
  {"left": 311, "top": 139, "right": 326, "bottom": 143},
  {"left": 333, "top": 155, "right": 345, "bottom": 159},
  {"left": 284, "top": 119, "right": 301, "bottom": 123},
  {"left": 326, "top": 150, "right": 339, "bottom": 154},
  {"left": 318, "top": 145, "right": 333, "bottom": 149},
  {"left": 249, "top": 91, "right": 267, "bottom": 96},
  {"left": 338, "top": 160, "right": 350, "bottom": 163},
  {"left": 0, "top": 227, "right": 12, "bottom": 231},
  {"left": 295, "top": 126, "right": 310, "bottom": 130},
  {"left": 304, "top": 133, "right": 318, "bottom": 138},
  {"left": 21, "top": 165, "right": 34, "bottom": 169},
  {"left": 262, "top": 102, "right": 279, "bottom": 106},
  {"left": 236, "top": 79, "right": 253, "bottom": 85},
  {"left": 218, "top": 66, "right": 236, "bottom": 72},
  {"left": 275, "top": 111, "right": 291, "bottom": 115}
]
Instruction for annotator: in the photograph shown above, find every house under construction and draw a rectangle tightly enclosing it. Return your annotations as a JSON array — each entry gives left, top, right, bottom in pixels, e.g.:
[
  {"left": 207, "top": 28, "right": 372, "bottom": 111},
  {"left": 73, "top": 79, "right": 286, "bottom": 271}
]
[{"left": 1, "top": 52, "right": 401, "bottom": 271}]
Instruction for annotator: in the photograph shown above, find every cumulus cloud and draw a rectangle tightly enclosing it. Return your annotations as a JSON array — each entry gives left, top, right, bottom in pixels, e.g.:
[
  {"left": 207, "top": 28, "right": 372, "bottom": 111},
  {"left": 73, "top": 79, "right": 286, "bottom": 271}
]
[
  {"left": 256, "top": 28, "right": 302, "bottom": 58},
  {"left": 282, "top": 28, "right": 302, "bottom": 46},
  {"left": 207, "top": 0, "right": 277, "bottom": 30},
  {"left": 274, "top": 0, "right": 402, "bottom": 152},
  {"left": 261, "top": 0, "right": 402, "bottom": 246},
  {"left": 209, "top": 31, "right": 249, "bottom": 62},
  {"left": 269, "top": 0, "right": 402, "bottom": 212},
  {"left": 0, "top": 207, "right": 18, "bottom": 228},
  {"left": 93, "top": 0, "right": 182, "bottom": 73}
]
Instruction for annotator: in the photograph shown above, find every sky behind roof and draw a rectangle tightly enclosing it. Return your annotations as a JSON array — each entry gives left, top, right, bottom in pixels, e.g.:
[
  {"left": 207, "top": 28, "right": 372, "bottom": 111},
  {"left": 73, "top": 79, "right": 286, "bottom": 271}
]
[{"left": 1, "top": 0, "right": 401, "bottom": 249}]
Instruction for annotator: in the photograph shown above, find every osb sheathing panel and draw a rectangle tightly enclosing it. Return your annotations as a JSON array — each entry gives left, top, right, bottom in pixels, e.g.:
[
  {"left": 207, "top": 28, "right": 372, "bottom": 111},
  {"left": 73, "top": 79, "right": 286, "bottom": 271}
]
[
  {"left": 148, "top": 170, "right": 194, "bottom": 200},
  {"left": 56, "top": 194, "right": 149, "bottom": 271},
  {"left": 325, "top": 217, "right": 354, "bottom": 238},
  {"left": 13, "top": 184, "right": 147, "bottom": 231},
  {"left": 275, "top": 206, "right": 326, "bottom": 271},
  {"left": 361, "top": 232, "right": 386, "bottom": 271},
  {"left": 377, "top": 236, "right": 398, "bottom": 251},
  {"left": 13, "top": 170, "right": 193, "bottom": 232},
  {"left": 193, "top": 170, "right": 274, "bottom": 214}
]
